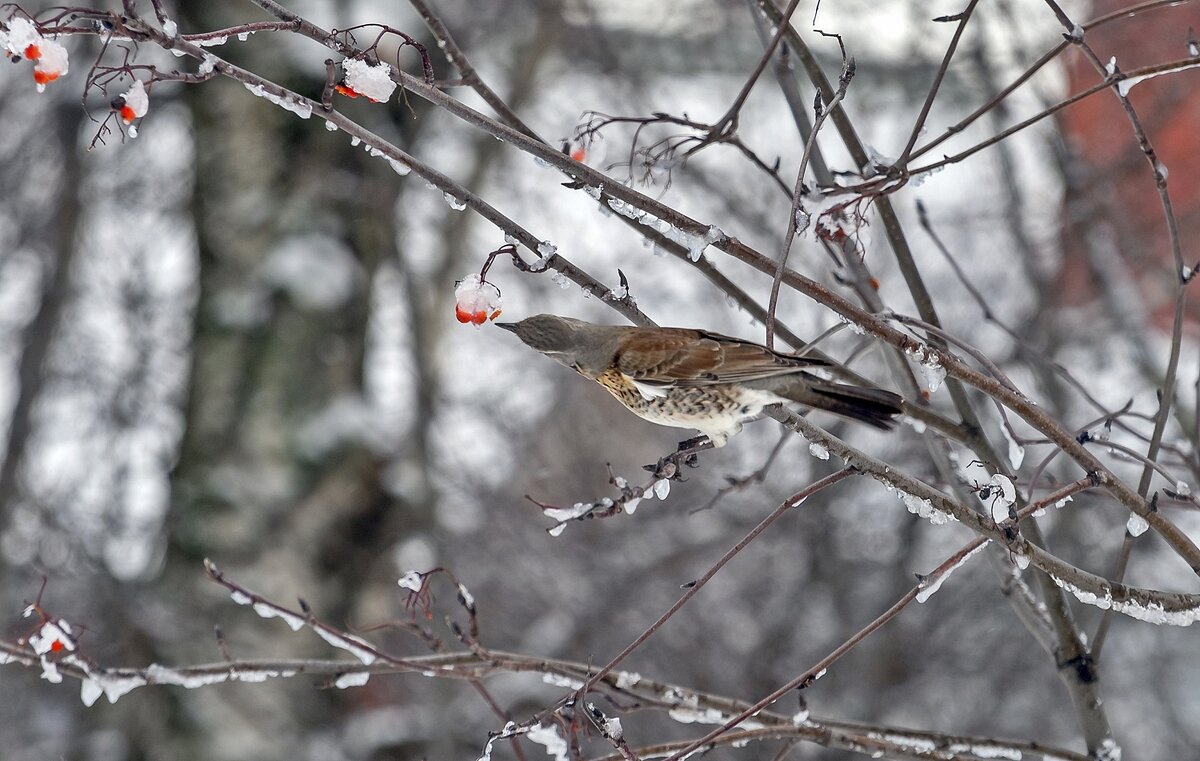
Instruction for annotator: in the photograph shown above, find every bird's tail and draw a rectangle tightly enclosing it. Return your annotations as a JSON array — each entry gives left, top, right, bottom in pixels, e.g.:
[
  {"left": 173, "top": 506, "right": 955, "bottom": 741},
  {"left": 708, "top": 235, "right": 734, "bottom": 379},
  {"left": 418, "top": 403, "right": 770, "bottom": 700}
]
[{"left": 780, "top": 379, "right": 905, "bottom": 430}]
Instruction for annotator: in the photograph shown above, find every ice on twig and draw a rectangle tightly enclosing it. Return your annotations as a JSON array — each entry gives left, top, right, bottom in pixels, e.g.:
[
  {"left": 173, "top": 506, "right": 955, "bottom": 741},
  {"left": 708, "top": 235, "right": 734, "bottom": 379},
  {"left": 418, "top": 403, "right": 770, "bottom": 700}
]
[
  {"left": 476, "top": 721, "right": 517, "bottom": 761},
  {"left": 838, "top": 314, "right": 867, "bottom": 336},
  {"left": 313, "top": 626, "right": 377, "bottom": 665},
  {"left": 251, "top": 601, "right": 305, "bottom": 631},
  {"left": 1118, "top": 62, "right": 1200, "bottom": 97},
  {"left": 243, "top": 82, "right": 311, "bottom": 119},
  {"left": 602, "top": 716, "right": 623, "bottom": 738},
  {"left": 668, "top": 706, "right": 729, "bottom": 725},
  {"left": 898, "top": 490, "right": 955, "bottom": 525},
  {"left": 605, "top": 197, "right": 722, "bottom": 261},
  {"left": 1000, "top": 426, "right": 1025, "bottom": 469},
  {"left": 916, "top": 543, "right": 988, "bottom": 603},
  {"left": 79, "top": 669, "right": 146, "bottom": 706},
  {"left": 1097, "top": 738, "right": 1122, "bottom": 761},
  {"left": 987, "top": 474, "right": 1017, "bottom": 524},
  {"left": 542, "top": 673, "right": 584, "bottom": 689},
  {"left": 398, "top": 571, "right": 423, "bottom": 591},
  {"left": 365, "top": 146, "right": 411, "bottom": 176},
  {"left": 543, "top": 501, "right": 594, "bottom": 535},
  {"left": 653, "top": 479, "right": 671, "bottom": 499},
  {"left": 1050, "top": 576, "right": 1200, "bottom": 626},
  {"left": 917, "top": 356, "right": 945, "bottom": 393},
  {"left": 526, "top": 723, "right": 570, "bottom": 761},
  {"left": 615, "top": 670, "right": 641, "bottom": 689},
  {"left": 904, "top": 343, "right": 946, "bottom": 393},
  {"left": 1126, "top": 513, "right": 1149, "bottom": 538},
  {"left": 334, "top": 671, "right": 370, "bottom": 688}
]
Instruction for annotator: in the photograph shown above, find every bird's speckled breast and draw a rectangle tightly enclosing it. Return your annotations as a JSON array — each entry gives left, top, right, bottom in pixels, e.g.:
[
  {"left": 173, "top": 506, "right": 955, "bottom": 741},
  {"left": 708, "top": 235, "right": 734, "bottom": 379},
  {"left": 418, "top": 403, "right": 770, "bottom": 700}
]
[{"left": 593, "top": 368, "right": 775, "bottom": 438}]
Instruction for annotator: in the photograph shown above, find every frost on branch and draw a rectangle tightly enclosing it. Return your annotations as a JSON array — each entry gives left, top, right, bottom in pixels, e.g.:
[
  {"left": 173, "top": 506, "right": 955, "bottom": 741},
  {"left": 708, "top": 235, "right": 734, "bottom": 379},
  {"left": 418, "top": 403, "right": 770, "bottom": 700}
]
[
  {"left": 894, "top": 489, "right": 955, "bottom": 526},
  {"left": 1050, "top": 576, "right": 1200, "bottom": 626},
  {"left": 603, "top": 195, "right": 722, "bottom": 262},
  {"left": 243, "top": 83, "right": 312, "bottom": 119},
  {"left": 228, "top": 587, "right": 306, "bottom": 631},
  {"left": 338, "top": 57, "right": 397, "bottom": 102},
  {"left": 453, "top": 273, "right": 503, "bottom": 325},
  {"left": 2, "top": 16, "right": 69, "bottom": 92}
]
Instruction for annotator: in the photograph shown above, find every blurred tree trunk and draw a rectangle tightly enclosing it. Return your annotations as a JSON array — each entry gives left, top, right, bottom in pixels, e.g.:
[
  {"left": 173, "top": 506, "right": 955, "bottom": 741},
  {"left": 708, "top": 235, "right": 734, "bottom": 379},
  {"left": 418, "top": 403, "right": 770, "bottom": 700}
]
[
  {"left": 146, "top": 4, "right": 414, "bottom": 757},
  {"left": 0, "top": 100, "right": 82, "bottom": 528}
]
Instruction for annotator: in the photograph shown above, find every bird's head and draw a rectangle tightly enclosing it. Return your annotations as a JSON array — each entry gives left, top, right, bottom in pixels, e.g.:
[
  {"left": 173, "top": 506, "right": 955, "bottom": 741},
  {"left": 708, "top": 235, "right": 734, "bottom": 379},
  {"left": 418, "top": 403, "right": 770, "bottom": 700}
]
[{"left": 496, "top": 314, "right": 614, "bottom": 378}]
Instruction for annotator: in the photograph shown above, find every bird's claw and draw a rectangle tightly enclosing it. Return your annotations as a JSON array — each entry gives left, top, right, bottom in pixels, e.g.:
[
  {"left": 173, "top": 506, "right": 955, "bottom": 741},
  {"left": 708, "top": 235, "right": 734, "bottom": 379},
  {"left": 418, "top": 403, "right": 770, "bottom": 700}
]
[{"left": 644, "top": 456, "right": 687, "bottom": 482}]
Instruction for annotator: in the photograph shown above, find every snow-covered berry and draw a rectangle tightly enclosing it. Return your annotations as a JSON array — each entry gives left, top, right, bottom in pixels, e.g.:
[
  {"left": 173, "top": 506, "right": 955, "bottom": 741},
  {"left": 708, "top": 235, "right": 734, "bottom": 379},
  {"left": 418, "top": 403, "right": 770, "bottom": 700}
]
[
  {"left": 2, "top": 16, "right": 41, "bottom": 57},
  {"left": 453, "top": 273, "right": 502, "bottom": 326},
  {"left": 564, "top": 135, "right": 605, "bottom": 166},
  {"left": 339, "top": 58, "right": 397, "bottom": 103},
  {"left": 113, "top": 79, "right": 150, "bottom": 124},
  {"left": 3, "top": 17, "right": 69, "bottom": 91}
]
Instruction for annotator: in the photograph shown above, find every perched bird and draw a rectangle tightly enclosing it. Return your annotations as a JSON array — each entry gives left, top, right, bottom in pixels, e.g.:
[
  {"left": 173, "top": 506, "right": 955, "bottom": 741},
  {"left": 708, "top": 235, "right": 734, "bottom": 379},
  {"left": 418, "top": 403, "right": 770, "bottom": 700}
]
[{"left": 497, "top": 314, "right": 903, "bottom": 446}]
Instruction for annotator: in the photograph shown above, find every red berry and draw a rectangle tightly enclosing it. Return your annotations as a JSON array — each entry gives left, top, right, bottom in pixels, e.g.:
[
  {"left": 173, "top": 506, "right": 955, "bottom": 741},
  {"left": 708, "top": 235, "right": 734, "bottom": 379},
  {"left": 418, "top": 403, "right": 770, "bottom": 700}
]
[
  {"left": 470, "top": 310, "right": 486, "bottom": 326},
  {"left": 24, "top": 44, "right": 41, "bottom": 60},
  {"left": 50, "top": 639, "right": 64, "bottom": 652},
  {"left": 455, "top": 305, "right": 473, "bottom": 324},
  {"left": 120, "top": 104, "right": 137, "bottom": 123},
  {"left": 33, "top": 70, "right": 58, "bottom": 85}
]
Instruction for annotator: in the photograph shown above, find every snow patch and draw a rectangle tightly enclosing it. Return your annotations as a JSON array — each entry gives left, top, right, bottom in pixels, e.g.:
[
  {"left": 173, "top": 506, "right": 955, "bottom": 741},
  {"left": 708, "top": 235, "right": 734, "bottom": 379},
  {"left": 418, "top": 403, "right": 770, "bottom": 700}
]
[{"left": 342, "top": 57, "right": 397, "bottom": 102}]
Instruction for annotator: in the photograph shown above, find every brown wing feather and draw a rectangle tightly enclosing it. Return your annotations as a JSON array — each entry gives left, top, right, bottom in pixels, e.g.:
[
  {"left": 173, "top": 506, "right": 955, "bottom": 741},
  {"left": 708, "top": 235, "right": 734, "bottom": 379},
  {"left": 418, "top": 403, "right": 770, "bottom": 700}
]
[{"left": 615, "top": 328, "right": 829, "bottom": 387}]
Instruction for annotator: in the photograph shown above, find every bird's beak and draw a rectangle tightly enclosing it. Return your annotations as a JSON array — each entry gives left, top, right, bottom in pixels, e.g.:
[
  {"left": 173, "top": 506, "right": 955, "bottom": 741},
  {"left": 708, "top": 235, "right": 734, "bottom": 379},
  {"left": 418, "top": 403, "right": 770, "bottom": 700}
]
[{"left": 494, "top": 322, "right": 517, "bottom": 334}]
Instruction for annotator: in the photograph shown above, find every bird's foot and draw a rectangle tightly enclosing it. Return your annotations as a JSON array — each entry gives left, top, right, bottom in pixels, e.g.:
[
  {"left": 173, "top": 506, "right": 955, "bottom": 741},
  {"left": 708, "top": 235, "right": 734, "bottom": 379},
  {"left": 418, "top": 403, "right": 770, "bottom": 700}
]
[{"left": 645, "top": 437, "right": 713, "bottom": 480}]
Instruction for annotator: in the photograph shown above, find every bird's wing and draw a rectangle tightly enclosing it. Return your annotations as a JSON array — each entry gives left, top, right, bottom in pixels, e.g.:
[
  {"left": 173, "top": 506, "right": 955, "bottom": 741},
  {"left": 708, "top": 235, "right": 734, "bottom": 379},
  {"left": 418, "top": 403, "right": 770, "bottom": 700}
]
[{"left": 615, "top": 328, "right": 829, "bottom": 387}]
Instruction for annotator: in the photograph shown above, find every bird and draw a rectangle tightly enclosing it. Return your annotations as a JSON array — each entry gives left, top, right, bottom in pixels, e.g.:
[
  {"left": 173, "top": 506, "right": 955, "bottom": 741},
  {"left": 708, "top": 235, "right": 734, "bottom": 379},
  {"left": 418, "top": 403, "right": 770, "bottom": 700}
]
[{"left": 496, "top": 314, "right": 903, "bottom": 447}]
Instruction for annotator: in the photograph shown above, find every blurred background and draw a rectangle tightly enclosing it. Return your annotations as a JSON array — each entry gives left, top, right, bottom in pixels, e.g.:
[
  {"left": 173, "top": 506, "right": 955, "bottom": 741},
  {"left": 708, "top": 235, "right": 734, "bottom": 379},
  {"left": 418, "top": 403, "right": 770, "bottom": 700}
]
[{"left": 1, "top": 0, "right": 1198, "bottom": 759}]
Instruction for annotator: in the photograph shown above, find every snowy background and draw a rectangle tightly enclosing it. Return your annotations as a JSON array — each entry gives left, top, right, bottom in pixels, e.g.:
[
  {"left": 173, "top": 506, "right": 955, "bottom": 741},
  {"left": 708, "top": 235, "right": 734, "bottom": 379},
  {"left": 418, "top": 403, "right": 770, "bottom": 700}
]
[{"left": 1, "top": 0, "right": 1198, "bottom": 759}]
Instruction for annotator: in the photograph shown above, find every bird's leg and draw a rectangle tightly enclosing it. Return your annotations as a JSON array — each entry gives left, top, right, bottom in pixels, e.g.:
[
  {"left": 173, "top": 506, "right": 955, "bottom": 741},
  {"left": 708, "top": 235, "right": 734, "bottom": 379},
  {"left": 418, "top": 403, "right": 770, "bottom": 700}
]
[
  {"left": 675, "top": 435, "right": 713, "bottom": 458},
  {"left": 646, "top": 436, "right": 714, "bottom": 481}
]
